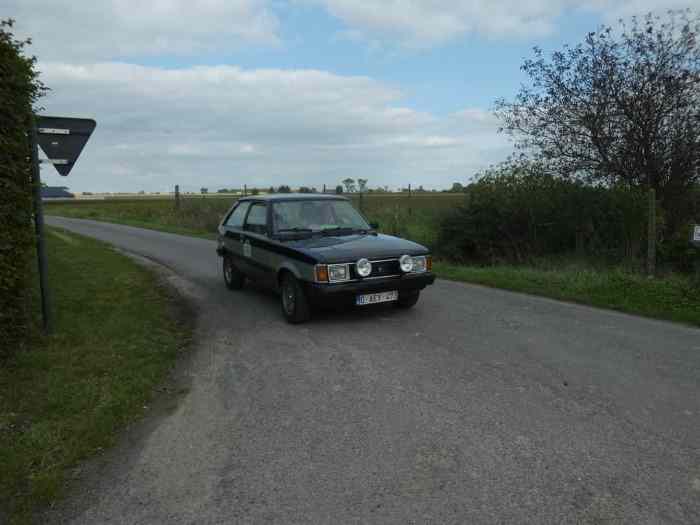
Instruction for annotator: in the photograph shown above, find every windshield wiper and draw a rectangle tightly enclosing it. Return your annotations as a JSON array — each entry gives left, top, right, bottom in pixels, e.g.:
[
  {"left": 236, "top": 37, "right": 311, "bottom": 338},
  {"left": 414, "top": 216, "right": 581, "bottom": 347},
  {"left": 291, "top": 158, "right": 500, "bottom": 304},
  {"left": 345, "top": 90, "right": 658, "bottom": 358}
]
[
  {"left": 277, "top": 227, "right": 314, "bottom": 233},
  {"left": 320, "top": 227, "right": 365, "bottom": 236}
]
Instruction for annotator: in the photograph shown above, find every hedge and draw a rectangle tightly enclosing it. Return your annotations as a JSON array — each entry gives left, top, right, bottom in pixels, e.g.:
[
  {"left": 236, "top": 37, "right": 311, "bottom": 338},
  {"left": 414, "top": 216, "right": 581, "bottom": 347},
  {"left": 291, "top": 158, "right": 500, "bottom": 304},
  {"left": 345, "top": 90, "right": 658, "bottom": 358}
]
[
  {"left": 438, "top": 168, "right": 700, "bottom": 272},
  {"left": 437, "top": 170, "right": 649, "bottom": 266},
  {"left": 0, "top": 20, "right": 45, "bottom": 359}
]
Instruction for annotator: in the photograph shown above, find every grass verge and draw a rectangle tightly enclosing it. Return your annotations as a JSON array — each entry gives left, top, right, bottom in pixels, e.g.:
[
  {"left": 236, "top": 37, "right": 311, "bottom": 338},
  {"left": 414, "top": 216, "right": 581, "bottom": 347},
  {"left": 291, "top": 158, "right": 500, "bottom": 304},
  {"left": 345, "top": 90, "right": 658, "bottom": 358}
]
[
  {"left": 435, "top": 262, "right": 700, "bottom": 327},
  {"left": 0, "top": 228, "right": 192, "bottom": 524}
]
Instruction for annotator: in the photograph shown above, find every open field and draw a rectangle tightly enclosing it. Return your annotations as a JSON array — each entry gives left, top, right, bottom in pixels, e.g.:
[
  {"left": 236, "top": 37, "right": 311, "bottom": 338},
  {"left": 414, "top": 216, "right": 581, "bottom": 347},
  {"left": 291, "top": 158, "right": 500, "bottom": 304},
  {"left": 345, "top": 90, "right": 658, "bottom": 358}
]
[
  {"left": 46, "top": 197, "right": 233, "bottom": 238},
  {"left": 0, "top": 229, "right": 192, "bottom": 524},
  {"left": 45, "top": 193, "right": 465, "bottom": 248}
]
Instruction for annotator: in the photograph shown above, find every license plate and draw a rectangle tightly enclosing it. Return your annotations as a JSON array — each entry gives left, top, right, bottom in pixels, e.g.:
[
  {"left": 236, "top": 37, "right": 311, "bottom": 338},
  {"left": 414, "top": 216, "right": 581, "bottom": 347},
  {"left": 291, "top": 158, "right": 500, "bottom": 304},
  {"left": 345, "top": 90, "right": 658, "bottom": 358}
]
[{"left": 356, "top": 290, "right": 398, "bottom": 306}]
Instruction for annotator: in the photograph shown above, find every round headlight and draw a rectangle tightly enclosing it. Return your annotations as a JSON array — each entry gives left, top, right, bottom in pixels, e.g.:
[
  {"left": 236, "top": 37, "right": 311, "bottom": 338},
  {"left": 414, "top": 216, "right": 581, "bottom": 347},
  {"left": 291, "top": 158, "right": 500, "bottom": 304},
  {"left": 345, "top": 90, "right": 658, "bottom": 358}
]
[
  {"left": 399, "top": 254, "right": 414, "bottom": 273},
  {"left": 356, "top": 258, "right": 372, "bottom": 277}
]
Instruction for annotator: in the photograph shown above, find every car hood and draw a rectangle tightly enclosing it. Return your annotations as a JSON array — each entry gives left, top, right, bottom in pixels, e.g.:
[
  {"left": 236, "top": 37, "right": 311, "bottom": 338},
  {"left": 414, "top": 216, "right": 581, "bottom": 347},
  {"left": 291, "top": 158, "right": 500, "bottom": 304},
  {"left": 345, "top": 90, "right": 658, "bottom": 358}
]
[{"left": 287, "top": 233, "right": 429, "bottom": 264}]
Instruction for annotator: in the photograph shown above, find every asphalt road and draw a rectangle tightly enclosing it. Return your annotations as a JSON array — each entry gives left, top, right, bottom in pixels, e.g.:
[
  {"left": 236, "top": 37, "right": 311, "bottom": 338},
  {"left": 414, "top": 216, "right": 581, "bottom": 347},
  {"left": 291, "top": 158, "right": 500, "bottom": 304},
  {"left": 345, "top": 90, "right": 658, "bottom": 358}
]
[{"left": 45, "top": 216, "right": 700, "bottom": 524}]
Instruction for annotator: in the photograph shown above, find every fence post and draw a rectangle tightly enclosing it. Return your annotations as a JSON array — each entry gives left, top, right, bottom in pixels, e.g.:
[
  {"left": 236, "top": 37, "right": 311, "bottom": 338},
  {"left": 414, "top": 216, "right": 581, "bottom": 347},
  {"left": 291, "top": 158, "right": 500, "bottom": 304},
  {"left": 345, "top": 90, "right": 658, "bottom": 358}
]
[
  {"left": 647, "top": 187, "right": 656, "bottom": 277},
  {"left": 691, "top": 225, "right": 700, "bottom": 286},
  {"left": 174, "top": 184, "right": 180, "bottom": 210}
]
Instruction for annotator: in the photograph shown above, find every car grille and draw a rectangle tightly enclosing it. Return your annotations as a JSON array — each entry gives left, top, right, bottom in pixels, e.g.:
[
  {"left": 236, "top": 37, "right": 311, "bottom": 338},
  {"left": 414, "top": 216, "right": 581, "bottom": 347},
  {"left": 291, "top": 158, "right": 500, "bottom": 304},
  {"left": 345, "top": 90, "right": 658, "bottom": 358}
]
[{"left": 349, "top": 259, "right": 400, "bottom": 279}]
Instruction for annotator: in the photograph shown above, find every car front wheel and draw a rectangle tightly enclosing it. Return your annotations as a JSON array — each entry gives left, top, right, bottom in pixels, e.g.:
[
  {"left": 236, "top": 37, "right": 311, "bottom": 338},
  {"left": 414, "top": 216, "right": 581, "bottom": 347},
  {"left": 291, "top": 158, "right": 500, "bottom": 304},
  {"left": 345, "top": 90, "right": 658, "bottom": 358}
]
[
  {"left": 280, "top": 272, "right": 311, "bottom": 324},
  {"left": 223, "top": 255, "right": 245, "bottom": 290},
  {"left": 396, "top": 290, "right": 420, "bottom": 309}
]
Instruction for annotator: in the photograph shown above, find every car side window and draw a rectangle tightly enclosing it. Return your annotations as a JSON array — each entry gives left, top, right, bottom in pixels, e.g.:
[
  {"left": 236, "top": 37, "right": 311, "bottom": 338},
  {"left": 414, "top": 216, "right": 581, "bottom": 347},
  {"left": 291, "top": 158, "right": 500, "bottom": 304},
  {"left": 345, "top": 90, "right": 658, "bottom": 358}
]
[
  {"left": 225, "top": 202, "right": 250, "bottom": 228},
  {"left": 244, "top": 203, "right": 268, "bottom": 235}
]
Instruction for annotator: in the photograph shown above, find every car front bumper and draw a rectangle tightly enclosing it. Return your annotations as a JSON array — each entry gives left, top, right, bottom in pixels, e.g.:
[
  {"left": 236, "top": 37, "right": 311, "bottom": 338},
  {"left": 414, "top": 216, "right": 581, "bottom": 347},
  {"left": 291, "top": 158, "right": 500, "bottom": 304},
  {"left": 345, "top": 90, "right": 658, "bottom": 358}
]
[{"left": 306, "top": 272, "right": 435, "bottom": 307}]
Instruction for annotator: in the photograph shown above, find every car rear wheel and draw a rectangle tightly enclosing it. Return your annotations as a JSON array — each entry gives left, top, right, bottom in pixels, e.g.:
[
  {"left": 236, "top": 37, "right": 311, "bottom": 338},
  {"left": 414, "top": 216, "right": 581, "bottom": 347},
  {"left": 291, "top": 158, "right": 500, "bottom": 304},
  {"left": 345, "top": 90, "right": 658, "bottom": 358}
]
[
  {"left": 280, "top": 272, "right": 311, "bottom": 324},
  {"left": 223, "top": 255, "right": 244, "bottom": 290},
  {"left": 396, "top": 290, "right": 420, "bottom": 309}
]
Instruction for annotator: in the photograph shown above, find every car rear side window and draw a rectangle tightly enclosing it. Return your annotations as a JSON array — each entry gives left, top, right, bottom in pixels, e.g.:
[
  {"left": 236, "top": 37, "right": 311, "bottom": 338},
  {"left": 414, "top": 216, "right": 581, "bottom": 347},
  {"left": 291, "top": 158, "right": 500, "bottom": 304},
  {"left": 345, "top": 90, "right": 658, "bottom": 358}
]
[
  {"left": 244, "top": 203, "right": 267, "bottom": 235},
  {"left": 225, "top": 202, "right": 250, "bottom": 228}
]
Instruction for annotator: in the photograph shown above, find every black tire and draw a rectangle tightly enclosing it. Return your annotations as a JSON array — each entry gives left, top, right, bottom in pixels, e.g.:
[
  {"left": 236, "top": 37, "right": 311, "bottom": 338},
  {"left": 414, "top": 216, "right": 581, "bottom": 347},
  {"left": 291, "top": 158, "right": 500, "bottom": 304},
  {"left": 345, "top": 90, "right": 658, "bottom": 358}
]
[
  {"left": 280, "top": 272, "right": 311, "bottom": 324},
  {"left": 396, "top": 290, "right": 420, "bottom": 309},
  {"left": 223, "top": 255, "right": 244, "bottom": 290}
]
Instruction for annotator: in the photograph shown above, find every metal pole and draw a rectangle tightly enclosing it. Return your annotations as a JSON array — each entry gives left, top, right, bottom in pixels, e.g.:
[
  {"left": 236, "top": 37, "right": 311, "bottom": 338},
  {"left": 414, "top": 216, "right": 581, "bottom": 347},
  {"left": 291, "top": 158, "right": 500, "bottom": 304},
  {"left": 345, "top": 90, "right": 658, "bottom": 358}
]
[
  {"left": 30, "top": 119, "right": 52, "bottom": 335},
  {"left": 174, "top": 184, "right": 180, "bottom": 209},
  {"left": 244, "top": 184, "right": 247, "bottom": 196}
]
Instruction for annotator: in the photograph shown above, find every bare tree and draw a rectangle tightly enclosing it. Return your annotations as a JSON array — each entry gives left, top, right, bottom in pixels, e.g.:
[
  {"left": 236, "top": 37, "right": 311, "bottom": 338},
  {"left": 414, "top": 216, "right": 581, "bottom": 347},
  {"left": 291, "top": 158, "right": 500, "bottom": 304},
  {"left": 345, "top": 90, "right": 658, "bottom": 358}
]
[{"left": 496, "top": 10, "right": 700, "bottom": 243}]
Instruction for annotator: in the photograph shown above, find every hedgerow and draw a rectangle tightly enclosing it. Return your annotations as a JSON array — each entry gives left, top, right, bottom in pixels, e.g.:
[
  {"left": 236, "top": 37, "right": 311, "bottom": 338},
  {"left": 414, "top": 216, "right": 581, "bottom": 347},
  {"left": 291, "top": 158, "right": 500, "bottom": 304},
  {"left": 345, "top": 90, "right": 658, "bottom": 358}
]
[
  {"left": 437, "top": 167, "right": 649, "bottom": 266},
  {"left": 0, "top": 19, "right": 45, "bottom": 358}
]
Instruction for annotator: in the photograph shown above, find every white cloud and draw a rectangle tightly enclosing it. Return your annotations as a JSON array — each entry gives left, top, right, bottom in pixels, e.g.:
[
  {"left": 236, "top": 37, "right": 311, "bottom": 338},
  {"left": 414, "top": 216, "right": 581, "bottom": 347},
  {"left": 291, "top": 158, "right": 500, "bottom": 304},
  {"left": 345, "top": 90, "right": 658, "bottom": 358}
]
[
  {"left": 303, "top": 0, "right": 698, "bottom": 47},
  {"left": 6, "top": 0, "right": 697, "bottom": 60},
  {"left": 5, "top": 0, "right": 279, "bottom": 61},
  {"left": 584, "top": 0, "right": 697, "bottom": 20},
  {"left": 35, "top": 62, "right": 509, "bottom": 192},
  {"left": 303, "top": 0, "right": 562, "bottom": 45}
]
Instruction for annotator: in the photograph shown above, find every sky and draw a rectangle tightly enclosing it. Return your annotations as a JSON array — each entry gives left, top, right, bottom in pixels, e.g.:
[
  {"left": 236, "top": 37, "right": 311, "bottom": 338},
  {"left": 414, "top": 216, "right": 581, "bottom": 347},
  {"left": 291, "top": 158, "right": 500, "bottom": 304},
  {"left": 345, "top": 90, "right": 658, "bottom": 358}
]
[{"left": 5, "top": 0, "right": 694, "bottom": 193}]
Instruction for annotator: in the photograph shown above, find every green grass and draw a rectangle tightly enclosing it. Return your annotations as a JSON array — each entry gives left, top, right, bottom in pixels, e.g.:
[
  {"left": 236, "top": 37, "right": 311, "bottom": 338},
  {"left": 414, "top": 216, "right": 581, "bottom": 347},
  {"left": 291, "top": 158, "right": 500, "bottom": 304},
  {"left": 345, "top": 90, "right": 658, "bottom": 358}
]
[
  {"left": 435, "top": 261, "right": 700, "bottom": 327},
  {"left": 45, "top": 197, "right": 233, "bottom": 239},
  {"left": 44, "top": 193, "right": 464, "bottom": 247},
  {"left": 0, "top": 228, "right": 192, "bottom": 524}
]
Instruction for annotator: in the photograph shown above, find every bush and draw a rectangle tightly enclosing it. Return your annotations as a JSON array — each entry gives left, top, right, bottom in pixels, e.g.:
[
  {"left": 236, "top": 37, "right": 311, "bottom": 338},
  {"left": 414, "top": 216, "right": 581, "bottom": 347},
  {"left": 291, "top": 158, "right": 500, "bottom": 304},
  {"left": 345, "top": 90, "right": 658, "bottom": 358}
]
[
  {"left": 658, "top": 222, "right": 700, "bottom": 274},
  {"left": 437, "top": 168, "right": 648, "bottom": 265},
  {"left": 0, "top": 20, "right": 45, "bottom": 359}
]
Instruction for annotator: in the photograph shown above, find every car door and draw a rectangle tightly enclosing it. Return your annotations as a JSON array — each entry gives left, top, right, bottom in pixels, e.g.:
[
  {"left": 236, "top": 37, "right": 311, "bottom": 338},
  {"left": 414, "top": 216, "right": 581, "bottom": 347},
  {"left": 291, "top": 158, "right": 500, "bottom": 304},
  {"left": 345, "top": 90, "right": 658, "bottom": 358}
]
[
  {"left": 241, "top": 201, "right": 273, "bottom": 284},
  {"left": 222, "top": 200, "right": 251, "bottom": 274}
]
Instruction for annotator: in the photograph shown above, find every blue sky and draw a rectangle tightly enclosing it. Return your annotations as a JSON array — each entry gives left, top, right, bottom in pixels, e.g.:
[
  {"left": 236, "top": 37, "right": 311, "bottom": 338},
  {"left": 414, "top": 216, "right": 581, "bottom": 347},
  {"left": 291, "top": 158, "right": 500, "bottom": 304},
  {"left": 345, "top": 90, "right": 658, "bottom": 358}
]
[
  {"left": 5, "top": 0, "right": 692, "bottom": 192},
  {"left": 127, "top": 4, "right": 601, "bottom": 114}
]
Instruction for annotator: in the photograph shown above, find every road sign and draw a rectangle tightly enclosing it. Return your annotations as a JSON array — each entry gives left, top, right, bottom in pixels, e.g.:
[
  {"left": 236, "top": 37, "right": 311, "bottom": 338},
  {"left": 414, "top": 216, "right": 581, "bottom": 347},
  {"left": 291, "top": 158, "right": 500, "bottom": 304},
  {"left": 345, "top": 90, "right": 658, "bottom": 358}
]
[
  {"left": 30, "top": 115, "right": 96, "bottom": 335},
  {"left": 36, "top": 116, "right": 96, "bottom": 176}
]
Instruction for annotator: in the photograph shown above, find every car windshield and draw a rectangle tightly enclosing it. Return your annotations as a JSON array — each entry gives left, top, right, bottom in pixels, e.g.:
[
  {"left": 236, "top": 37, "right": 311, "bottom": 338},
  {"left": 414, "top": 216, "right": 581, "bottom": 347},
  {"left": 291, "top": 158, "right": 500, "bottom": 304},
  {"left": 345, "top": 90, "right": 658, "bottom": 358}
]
[{"left": 273, "top": 199, "right": 370, "bottom": 234}]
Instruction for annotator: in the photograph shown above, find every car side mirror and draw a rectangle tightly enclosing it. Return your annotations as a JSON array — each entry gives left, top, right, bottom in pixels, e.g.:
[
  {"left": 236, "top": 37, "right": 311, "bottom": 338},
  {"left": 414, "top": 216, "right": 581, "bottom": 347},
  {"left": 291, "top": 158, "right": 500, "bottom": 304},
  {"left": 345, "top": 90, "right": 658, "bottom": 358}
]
[{"left": 369, "top": 222, "right": 379, "bottom": 229}]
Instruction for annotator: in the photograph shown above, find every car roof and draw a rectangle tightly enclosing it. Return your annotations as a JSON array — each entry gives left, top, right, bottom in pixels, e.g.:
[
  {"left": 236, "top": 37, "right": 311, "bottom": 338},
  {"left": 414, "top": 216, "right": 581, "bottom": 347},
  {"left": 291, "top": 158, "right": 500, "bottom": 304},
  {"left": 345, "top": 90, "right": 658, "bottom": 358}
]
[{"left": 238, "top": 193, "right": 349, "bottom": 202}]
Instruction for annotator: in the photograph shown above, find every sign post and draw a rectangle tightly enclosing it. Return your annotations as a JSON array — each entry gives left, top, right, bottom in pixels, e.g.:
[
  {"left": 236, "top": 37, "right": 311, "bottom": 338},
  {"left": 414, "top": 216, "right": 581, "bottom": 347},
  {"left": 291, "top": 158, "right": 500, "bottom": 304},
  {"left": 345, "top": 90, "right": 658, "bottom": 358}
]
[
  {"left": 30, "top": 119, "right": 52, "bottom": 334},
  {"left": 31, "top": 115, "right": 96, "bottom": 335}
]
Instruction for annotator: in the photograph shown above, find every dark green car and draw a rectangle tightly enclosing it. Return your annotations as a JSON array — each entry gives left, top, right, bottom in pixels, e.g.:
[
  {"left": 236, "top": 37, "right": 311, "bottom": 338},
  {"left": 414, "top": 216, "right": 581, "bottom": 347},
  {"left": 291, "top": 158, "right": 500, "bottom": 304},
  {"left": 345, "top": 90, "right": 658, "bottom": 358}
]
[{"left": 216, "top": 193, "right": 435, "bottom": 323}]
